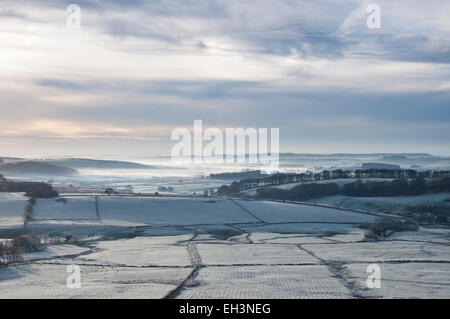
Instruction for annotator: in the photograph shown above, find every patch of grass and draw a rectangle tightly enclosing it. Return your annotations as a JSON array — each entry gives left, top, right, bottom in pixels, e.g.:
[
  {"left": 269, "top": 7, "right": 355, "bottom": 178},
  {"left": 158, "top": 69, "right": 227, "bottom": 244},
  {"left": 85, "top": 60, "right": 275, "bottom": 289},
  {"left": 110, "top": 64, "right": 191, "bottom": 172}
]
[
  {"left": 207, "top": 228, "right": 242, "bottom": 240},
  {"left": 317, "top": 231, "right": 341, "bottom": 238}
]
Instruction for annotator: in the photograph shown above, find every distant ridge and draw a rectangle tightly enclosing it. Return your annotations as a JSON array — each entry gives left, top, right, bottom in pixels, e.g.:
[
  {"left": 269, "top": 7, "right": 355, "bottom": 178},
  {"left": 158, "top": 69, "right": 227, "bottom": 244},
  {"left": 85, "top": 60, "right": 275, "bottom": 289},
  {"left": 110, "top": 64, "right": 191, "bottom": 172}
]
[
  {"left": 280, "top": 153, "right": 434, "bottom": 157},
  {"left": 41, "top": 158, "right": 158, "bottom": 169},
  {"left": 0, "top": 161, "right": 78, "bottom": 176},
  {"left": 361, "top": 163, "right": 401, "bottom": 170},
  {"left": 210, "top": 170, "right": 269, "bottom": 180}
]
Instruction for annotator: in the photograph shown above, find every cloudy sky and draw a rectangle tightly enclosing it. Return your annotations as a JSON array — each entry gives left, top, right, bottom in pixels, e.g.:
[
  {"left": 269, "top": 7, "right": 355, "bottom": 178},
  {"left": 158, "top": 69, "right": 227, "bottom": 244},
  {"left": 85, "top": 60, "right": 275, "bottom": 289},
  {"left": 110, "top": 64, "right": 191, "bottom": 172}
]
[{"left": 0, "top": 0, "right": 449, "bottom": 157}]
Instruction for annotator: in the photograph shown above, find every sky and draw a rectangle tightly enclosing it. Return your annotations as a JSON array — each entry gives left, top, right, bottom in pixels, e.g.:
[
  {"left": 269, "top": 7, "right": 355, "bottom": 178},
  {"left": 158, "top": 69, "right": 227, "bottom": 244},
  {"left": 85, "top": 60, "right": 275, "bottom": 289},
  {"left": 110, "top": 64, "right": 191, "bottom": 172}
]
[{"left": 0, "top": 0, "right": 449, "bottom": 158}]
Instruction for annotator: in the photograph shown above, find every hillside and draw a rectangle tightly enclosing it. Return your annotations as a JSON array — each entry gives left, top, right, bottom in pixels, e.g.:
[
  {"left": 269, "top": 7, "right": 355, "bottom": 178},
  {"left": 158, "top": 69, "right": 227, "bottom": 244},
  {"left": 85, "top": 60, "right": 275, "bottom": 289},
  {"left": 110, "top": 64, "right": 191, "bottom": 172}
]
[
  {"left": 0, "top": 161, "right": 78, "bottom": 176},
  {"left": 41, "top": 158, "right": 157, "bottom": 169}
]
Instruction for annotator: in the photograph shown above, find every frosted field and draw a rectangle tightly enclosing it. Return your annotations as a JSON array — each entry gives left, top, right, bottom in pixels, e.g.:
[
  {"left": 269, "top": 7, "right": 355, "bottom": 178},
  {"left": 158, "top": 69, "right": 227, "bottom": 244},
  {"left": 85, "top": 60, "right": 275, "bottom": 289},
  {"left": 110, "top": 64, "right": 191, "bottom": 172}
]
[
  {"left": 0, "top": 193, "right": 27, "bottom": 228},
  {"left": 197, "top": 243, "right": 319, "bottom": 265},
  {"left": 33, "top": 196, "right": 97, "bottom": 220},
  {"left": 0, "top": 263, "right": 192, "bottom": 299},
  {"left": 317, "top": 193, "right": 450, "bottom": 213},
  {"left": 98, "top": 197, "right": 259, "bottom": 226},
  {"left": 240, "top": 222, "right": 358, "bottom": 235},
  {"left": 236, "top": 200, "right": 375, "bottom": 223},
  {"left": 345, "top": 263, "right": 450, "bottom": 299},
  {"left": 1, "top": 195, "right": 449, "bottom": 298},
  {"left": 76, "top": 236, "right": 192, "bottom": 267},
  {"left": 386, "top": 228, "right": 450, "bottom": 244},
  {"left": 249, "top": 233, "right": 336, "bottom": 244},
  {"left": 178, "top": 265, "right": 352, "bottom": 299},
  {"left": 303, "top": 241, "right": 450, "bottom": 263},
  {"left": 22, "top": 245, "right": 90, "bottom": 262}
]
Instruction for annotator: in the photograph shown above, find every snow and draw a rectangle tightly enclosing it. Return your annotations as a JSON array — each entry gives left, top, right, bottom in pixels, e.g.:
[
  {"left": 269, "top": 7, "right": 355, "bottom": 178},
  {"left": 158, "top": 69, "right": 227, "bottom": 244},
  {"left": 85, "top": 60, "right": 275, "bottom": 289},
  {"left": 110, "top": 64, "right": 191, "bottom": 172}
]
[
  {"left": 345, "top": 263, "right": 450, "bottom": 299},
  {"left": 76, "top": 236, "right": 192, "bottom": 267},
  {"left": 98, "top": 197, "right": 258, "bottom": 226},
  {"left": 25, "top": 219, "right": 108, "bottom": 238},
  {"left": 0, "top": 193, "right": 27, "bottom": 228},
  {"left": 33, "top": 196, "right": 97, "bottom": 220},
  {"left": 178, "top": 265, "right": 352, "bottom": 299},
  {"left": 240, "top": 222, "right": 358, "bottom": 235},
  {"left": 187, "top": 224, "right": 243, "bottom": 240},
  {"left": 303, "top": 241, "right": 450, "bottom": 263},
  {"left": 386, "top": 228, "right": 450, "bottom": 244},
  {"left": 0, "top": 263, "right": 191, "bottom": 299},
  {"left": 249, "top": 232, "right": 309, "bottom": 242},
  {"left": 323, "top": 231, "right": 366, "bottom": 243},
  {"left": 1, "top": 194, "right": 448, "bottom": 299},
  {"left": 22, "top": 245, "right": 90, "bottom": 261},
  {"left": 196, "top": 243, "right": 319, "bottom": 265},
  {"left": 235, "top": 200, "right": 375, "bottom": 223},
  {"left": 140, "top": 226, "right": 192, "bottom": 237},
  {"left": 316, "top": 193, "right": 450, "bottom": 213},
  {"left": 249, "top": 233, "right": 333, "bottom": 244}
]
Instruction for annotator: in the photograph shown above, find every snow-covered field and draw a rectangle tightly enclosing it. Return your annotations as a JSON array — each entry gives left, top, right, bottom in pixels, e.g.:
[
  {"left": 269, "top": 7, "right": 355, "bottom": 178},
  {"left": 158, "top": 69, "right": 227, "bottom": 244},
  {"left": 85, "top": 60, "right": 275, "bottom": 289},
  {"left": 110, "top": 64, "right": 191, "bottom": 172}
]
[
  {"left": 345, "top": 263, "right": 450, "bottom": 299},
  {"left": 316, "top": 193, "right": 450, "bottom": 213},
  {"left": 240, "top": 222, "right": 358, "bottom": 234},
  {"left": 0, "top": 194, "right": 449, "bottom": 299},
  {"left": 0, "top": 193, "right": 27, "bottom": 228},
  {"left": 178, "top": 265, "right": 353, "bottom": 299},
  {"left": 302, "top": 241, "right": 450, "bottom": 263},
  {"left": 76, "top": 236, "right": 192, "bottom": 267},
  {"left": 0, "top": 263, "right": 192, "bottom": 299},
  {"left": 236, "top": 200, "right": 375, "bottom": 223},
  {"left": 197, "top": 243, "right": 319, "bottom": 265},
  {"left": 98, "top": 197, "right": 259, "bottom": 226},
  {"left": 22, "top": 245, "right": 90, "bottom": 262},
  {"left": 34, "top": 196, "right": 97, "bottom": 220}
]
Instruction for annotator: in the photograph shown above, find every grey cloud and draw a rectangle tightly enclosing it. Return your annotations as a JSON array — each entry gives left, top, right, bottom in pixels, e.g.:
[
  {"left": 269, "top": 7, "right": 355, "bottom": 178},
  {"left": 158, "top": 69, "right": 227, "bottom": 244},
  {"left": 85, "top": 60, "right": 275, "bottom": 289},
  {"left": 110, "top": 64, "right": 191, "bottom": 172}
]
[
  {"left": 35, "top": 79, "right": 86, "bottom": 91},
  {"left": 16, "top": 0, "right": 449, "bottom": 62}
]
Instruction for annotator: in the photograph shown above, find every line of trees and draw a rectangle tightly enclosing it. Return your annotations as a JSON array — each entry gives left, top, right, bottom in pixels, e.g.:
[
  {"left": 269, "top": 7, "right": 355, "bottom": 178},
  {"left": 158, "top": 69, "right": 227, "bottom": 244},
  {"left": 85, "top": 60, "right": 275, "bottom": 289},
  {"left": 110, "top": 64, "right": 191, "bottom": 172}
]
[
  {"left": 0, "top": 234, "right": 40, "bottom": 267},
  {"left": 0, "top": 174, "right": 58, "bottom": 198},
  {"left": 216, "top": 169, "right": 450, "bottom": 195},
  {"left": 254, "top": 177, "right": 450, "bottom": 202},
  {"left": 24, "top": 198, "right": 36, "bottom": 226}
]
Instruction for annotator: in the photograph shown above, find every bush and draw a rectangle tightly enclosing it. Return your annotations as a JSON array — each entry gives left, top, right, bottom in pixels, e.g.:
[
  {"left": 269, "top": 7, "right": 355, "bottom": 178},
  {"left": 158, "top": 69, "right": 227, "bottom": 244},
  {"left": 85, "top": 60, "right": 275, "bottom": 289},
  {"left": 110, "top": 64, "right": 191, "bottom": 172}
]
[
  {"left": 0, "top": 179, "right": 58, "bottom": 198},
  {"left": 360, "top": 217, "right": 418, "bottom": 240},
  {"left": 24, "top": 204, "right": 34, "bottom": 225},
  {"left": 63, "top": 234, "right": 80, "bottom": 245},
  {"left": 12, "top": 234, "right": 41, "bottom": 252},
  {"left": 1, "top": 234, "right": 41, "bottom": 266},
  {"left": 25, "top": 183, "right": 58, "bottom": 198}
]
